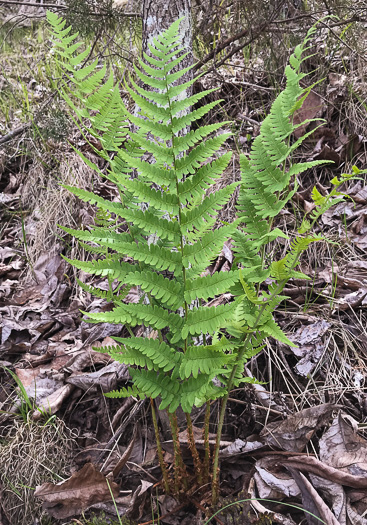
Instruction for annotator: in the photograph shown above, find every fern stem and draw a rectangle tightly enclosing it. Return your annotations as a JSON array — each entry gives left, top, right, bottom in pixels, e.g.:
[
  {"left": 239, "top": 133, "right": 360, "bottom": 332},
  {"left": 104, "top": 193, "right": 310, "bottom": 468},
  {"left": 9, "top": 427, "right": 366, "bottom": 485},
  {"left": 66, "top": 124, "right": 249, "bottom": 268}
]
[
  {"left": 164, "top": 67, "right": 190, "bottom": 351},
  {"left": 167, "top": 411, "right": 187, "bottom": 493},
  {"left": 203, "top": 401, "right": 211, "bottom": 485},
  {"left": 125, "top": 324, "right": 135, "bottom": 338},
  {"left": 185, "top": 413, "right": 203, "bottom": 486},
  {"left": 150, "top": 398, "right": 171, "bottom": 494},
  {"left": 211, "top": 346, "right": 246, "bottom": 505}
]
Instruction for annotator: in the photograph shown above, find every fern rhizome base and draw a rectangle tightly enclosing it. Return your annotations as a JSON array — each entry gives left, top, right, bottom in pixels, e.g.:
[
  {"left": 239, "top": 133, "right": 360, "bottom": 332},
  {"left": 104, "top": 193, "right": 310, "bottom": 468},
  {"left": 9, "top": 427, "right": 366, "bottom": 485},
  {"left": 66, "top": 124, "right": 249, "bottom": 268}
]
[{"left": 48, "top": 12, "right": 357, "bottom": 507}]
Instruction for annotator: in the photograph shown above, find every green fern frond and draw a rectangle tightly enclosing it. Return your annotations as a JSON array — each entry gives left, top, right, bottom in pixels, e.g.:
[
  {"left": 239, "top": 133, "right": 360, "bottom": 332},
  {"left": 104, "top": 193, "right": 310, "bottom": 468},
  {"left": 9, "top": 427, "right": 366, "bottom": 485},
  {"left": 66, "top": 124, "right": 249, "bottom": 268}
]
[
  {"left": 76, "top": 277, "right": 129, "bottom": 301},
  {"left": 64, "top": 235, "right": 183, "bottom": 274},
  {"left": 124, "top": 82, "right": 171, "bottom": 123},
  {"left": 260, "top": 318, "right": 296, "bottom": 347},
  {"left": 178, "top": 153, "right": 232, "bottom": 203},
  {"left": 121, "top": 179, "right": 179, "bottom": 215},
  {"left": 130, "top": 369, "right": 180, "bottom": 412},
  {"left": 48, "top": 11, "right": 128, "bottom": 151},
  {"left": 78, "top": 242, "right": 110, "bottom": 256},
  {"left": 182, "top": 302, "right": 236, "bottom": 339},
  {"left": 175, "top": 134, "right": 232, "bottom": 177},
  {"left": 61, "top": 185, "right": 125, "bottom": 217},
  {"left": 121, "top": 242, "right": 182, "bottom": 275},
  {"left": 62, "top": 255, "right": 132, "bottom": 280},
  {"left": 129, "top": 132, "right": 174, "bottom": 165},
  {"left": 181, "top": 183, "right": 239, "bottom": 233},
  {"left": 184, "top": 271, "right": 238, "bottom": 303},
  {"left": 184, "top": 222, "right": 239, "bottom": 271},
  {"left": 173, "top": 122, "right": 230, "bottom": 153},
  {"left": 270, "top": 258, "right": 309, "bottom": 281},
  {"left": 180, "top": 374, "right": 216, "bottom": 413},
  {"left": 104, "top": 385, "right": 145, "bottom": 399},
  {"left": 60, "top": 225, "right": 131, "bottom": 246},
  {"left": 113, "top": 337, "right": 181, "bottom": 372},
  {"left": 180, "top": 347, "right": 235, "bottom": 379},
  {"left": 170, "top": 88, "right": 218, "bottom": 117},
  {"left": 85, "top": 304, "right": 184, "bottom": 333},
  {"left": 106, "top": 345, "right": 155, "bottom": 370},
  {"left": 171, "top": 100, "right": 223, "bottom": 134},
  {"left": 117, "top": 150, "right": 176, "bottom": 187},
  {"left": 122, "top": 209, "right": 181, "bottom": 243},
  {"left": 124, "top": 270, "right": 184, "bottom": 309}
]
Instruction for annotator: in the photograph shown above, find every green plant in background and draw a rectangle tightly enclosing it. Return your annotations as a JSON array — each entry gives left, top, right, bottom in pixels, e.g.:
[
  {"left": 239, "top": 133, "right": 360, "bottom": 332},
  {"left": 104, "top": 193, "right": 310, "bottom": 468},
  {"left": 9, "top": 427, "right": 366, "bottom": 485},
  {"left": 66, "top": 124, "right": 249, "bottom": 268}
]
[{"left": 47, "top": 11, "right": 358, "bottom": 507}]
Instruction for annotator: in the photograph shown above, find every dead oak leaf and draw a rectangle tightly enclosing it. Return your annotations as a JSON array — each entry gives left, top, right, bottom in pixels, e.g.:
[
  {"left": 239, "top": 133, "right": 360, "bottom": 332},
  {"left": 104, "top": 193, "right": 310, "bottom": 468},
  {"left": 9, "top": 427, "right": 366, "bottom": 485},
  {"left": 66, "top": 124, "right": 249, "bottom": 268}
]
[
  {"left": 35, "top": 463, "right": 119, "bottom": 519},
  {"left": 261, "top": 403, "right": 336, "bottom": 452},
  {"left": 320, "top": 413, "right": 367, "bottom": 475},
  {"left": 288, "top": 467, "right": 340, "bottom": 525}
]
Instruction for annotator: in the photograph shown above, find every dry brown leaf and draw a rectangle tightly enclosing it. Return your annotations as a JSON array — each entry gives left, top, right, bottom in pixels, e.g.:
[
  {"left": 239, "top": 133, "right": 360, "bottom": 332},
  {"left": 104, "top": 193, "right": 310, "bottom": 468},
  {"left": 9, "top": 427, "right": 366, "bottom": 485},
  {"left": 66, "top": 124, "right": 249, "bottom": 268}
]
[
  {"left": 309, "top": 474, "right": 346, "bottom": 525},
  {"left": 15, "top": 367, "right": 41, "bottom": 388},
  {"left": 346, "top": 502, "right": 367, "bottom": 525},
  {"left": 220, "top": 437, "right": 264, "bottom": 458},
  {"left": 285, "top": 320, "right": 331, "bottom": 376},
  {"left": 288, "top": 467, "right": 340, "bottom": 525},
  {"left": 281, "top": 455, "right": 367, "bottom": 488},
  {"left": 126, "top": 479, "right": 153, "bottom": 521},
  {"left": 66, "top": 361, "right": 129, "bottom": 393},
  {"left": 110, "top": 426, "right": 137, "bottom": 478},
  {"left": 0, "top": 247, "right": 18, "bottom": 260},
  {"left": 293, "top": 91, "right": 324, "bottom": 138},
  {"left": 337, "top": 289, "right": 367, "bottom": 310},
  {"left": 244, "top": 365, "right": 288, "bottom": 413},
  {"left": 290, "top": 320, "right": 330, "bottom": 346},
  {"left": 254, "top": 456, "right": 300, "bottom": 499},
  {"left": 0, "top": 259, "right": 23, "bottom": 277},
  {"left": 311, "top": 142, "right": 340, "bottom": 164},
  {"left": 351, "top": 187, "right": 367, "bottom": 205},
  {"left": 261, "top": 403, "right": 336, "bottom": 452},
  {"left": 62, "top": 348, "right": 111, "bottom": 373},
  {"left": 35, "top": 463, "right": 119, "bottom": 519},
  {"left": 124, "top": 286, "right": 140, "bottom": 304},
  {"left": 248, "top": 478, "right": 298, "bottom": 525},
  {"left": 206, "top": 292, "right": 232, "bottom": 307},
  {"left": 9, "top": 372, "right": 64, "bottom": 416},
  {"left": 346, "top": 489, "right": 367, "bottom": 524},
  {"left": 32, "top": 383, "right": 74, "bottom": 421},
  {"left": 319, "top": 413, "right": 367, "bottom": 475}
]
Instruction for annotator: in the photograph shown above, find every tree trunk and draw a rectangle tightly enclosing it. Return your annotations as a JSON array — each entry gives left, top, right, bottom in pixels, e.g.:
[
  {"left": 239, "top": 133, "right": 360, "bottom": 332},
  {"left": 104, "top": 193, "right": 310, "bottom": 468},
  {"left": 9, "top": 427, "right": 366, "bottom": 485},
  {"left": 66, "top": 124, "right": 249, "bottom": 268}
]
[{"left": 141, "top": 0, "right": 193, "bottom": 89}]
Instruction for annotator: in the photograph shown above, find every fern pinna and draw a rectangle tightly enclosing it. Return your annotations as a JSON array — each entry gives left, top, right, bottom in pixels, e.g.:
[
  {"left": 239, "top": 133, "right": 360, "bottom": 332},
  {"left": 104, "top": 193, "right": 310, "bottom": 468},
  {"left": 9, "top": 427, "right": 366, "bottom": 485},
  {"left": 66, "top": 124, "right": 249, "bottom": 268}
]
[{"left": 48, "top": 12, "right": 240, "bottom": 415}]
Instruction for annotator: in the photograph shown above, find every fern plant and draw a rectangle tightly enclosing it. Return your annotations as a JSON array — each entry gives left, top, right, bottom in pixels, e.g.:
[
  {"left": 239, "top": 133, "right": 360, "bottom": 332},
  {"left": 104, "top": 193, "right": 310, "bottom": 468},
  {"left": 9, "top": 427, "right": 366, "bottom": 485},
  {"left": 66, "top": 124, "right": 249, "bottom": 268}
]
[{"left": 48, "top": 12, "right": 358, "bottom": 505}]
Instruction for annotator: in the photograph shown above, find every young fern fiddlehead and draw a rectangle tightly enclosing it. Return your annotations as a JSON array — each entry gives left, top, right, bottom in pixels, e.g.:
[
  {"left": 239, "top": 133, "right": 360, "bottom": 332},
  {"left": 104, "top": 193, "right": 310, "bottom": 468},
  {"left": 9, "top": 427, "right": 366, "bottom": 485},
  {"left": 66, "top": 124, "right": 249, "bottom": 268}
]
[{"left": 48, "top": 12, "right": 359, "bottom": 503}]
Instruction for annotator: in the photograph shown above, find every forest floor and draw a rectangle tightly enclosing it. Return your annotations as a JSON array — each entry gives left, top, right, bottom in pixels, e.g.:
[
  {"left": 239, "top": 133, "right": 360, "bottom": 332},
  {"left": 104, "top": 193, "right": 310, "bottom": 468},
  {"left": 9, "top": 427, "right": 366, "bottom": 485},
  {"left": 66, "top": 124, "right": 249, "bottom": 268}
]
[{"left": 1, "top": 3, "right": 367, "bottom": 525}]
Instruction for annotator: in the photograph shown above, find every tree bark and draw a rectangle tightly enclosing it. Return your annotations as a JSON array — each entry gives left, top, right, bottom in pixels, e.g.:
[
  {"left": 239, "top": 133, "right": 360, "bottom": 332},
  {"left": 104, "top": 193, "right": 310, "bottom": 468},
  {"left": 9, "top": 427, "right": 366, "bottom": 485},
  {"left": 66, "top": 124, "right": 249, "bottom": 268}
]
[{"left": 141, "top": 0, "right": 193, "bottom": 86}]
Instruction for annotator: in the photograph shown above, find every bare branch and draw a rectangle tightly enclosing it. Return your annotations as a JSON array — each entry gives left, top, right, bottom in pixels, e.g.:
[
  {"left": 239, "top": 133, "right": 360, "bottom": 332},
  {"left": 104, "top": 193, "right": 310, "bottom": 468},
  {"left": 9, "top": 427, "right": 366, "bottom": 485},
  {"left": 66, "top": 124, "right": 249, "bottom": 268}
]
[
  {"left": 0, "top": 123, "right": 31, "bottom": 147},
  {"left": 194, "top": 7, "right": 366, "bottom": 73},
  {"left": 0, "top": 0, "right": 140, "bottom": 16}
]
